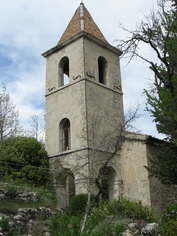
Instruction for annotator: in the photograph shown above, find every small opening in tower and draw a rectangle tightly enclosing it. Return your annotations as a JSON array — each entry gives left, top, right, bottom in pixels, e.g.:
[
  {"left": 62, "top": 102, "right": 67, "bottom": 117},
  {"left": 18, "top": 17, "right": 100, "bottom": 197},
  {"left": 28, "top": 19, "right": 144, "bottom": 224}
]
[
  {"left": 59, "top": 57, "right": 70, "bottom": 87},
  {"left": 59, "top": 118, "right": 71, "bottom": 151},
  {"left": 98, "top": 56, "right": 107, "bottom": 85}
]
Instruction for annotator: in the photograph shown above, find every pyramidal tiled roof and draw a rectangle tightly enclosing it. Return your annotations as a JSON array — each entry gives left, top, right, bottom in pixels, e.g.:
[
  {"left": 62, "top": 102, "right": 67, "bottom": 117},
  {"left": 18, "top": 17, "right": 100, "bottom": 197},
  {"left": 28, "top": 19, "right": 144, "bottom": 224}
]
[{"left": 58, "top": 3, "right": 107, "bottom": 44}]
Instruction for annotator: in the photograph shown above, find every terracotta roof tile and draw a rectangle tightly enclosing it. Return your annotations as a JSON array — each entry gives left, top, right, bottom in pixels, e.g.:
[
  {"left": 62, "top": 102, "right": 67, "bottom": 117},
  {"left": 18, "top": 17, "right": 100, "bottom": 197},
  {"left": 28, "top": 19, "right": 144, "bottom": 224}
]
[{"left": 58, "top": 3, "right": 107, "bottom": 44}]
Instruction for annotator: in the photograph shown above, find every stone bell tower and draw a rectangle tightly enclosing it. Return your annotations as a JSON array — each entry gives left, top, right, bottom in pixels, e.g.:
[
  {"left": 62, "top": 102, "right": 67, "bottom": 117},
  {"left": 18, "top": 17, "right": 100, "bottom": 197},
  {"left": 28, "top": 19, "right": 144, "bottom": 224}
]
[{"left": 42, "top": 3, "right": 124, "bottom": 208}]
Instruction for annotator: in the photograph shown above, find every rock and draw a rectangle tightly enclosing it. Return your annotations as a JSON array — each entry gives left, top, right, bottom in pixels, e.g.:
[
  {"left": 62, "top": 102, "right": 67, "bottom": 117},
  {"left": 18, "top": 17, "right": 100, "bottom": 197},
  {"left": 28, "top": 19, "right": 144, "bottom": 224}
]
[
  {"left": 133, "top": 219, "right": 148, "bottom": 229},
  {"left": 16, "top": 192, "right": 37, "bottom": 202},
  {"left": 0, "top": 194, "right": 5, "bottom": 200},
  {"left": 122, "top": 229, "right": 134, "bottom": 236},
  {"left": 127, "top": 223, "right": 140, "bottom": 234},
  {"left": 141, "top": 223, "right": 160, "bottom": 236},
  {"left": 13, "top": 214, "right": 23, "bottom": 221},
  {"left": 0, "top": 189, "right": 5, "bottom": 194},
  {"left": 44, "top": 232, "right": 51, "bottom": 236}
]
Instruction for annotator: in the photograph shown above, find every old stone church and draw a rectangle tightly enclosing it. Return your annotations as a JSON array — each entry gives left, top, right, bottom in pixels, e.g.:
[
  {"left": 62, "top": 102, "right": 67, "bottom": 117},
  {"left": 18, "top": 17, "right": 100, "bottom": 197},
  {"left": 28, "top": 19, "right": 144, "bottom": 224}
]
[{"left": 42, "top": 2, "right": 176, "bottom": 214}]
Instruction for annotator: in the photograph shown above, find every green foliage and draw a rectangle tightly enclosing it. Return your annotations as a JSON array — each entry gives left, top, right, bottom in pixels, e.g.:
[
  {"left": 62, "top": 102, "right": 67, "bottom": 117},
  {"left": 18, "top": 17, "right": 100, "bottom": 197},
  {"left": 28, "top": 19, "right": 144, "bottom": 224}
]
[
  {"left": 5, "top": 184, "right": 18, "bottom": 198},
  {"left": 49, "top": 213, "right": 127, "bottom": 236},
  {"left": 160, "top": 219, "right": 177, "bottom": 236},
  {"left": 69, "top": 194, "right": 95, "bottom": 215},
  {"left": 142, "top": 2, "right": 177, "bottom": 185},
  {"left": 162, "top": 203, "right": 177, "bottom": 222},
  {"left": 90, "top": 201, "right": 114, "bottom": 223},
  {"left": 112, "top": 198, "right": 154, "bottom": 222},
  {"left": 0, "top": 182, "right": 57, "bottom": 209},
  {"left": 49, "top": 213, "right": 82, "bottom": 236},
  {"left": 147, "top": 142, "right": 177, "bottom": 185},
  {"left": 160, "top": 203, "right": 177, "bottom": 236},
  {"left": 91, "top": 198, "right": 154, "bottom": 222},
  {"left": 88, "top": 216, "right": 128, "bottom": 236},
  {"left": 49, "top": 198, "right": 154, "bottom": 236},
  {"left": 0, "top": 217, "right": 10, "bottom": 231},
  {"left": 0, "top": 137, "right": 50, "bottom": 186},
  {"left": 118, "top": 0, "right": 177, "bottom": 185}
]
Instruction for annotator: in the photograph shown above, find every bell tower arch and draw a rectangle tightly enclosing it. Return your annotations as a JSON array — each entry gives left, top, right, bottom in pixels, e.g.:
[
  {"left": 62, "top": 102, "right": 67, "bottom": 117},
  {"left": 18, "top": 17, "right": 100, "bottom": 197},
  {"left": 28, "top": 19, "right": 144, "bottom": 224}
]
[{"left": 43, "top": 3, "right": 124, "bottom": 208}]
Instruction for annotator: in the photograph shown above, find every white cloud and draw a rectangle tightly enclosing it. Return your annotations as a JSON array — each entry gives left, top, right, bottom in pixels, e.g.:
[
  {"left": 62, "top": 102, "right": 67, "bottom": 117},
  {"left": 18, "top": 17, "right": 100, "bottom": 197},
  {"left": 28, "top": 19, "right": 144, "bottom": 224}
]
[{"left": 0, "top": 0, "right": 162, "bottom": 139}]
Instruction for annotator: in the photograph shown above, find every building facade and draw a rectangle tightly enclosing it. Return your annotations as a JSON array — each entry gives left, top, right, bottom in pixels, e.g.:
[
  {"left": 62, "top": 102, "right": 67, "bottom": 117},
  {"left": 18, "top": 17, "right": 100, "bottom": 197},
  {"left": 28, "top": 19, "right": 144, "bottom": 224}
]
[{"left": 43, "top": 3, "right": 177, "bottom": 213}]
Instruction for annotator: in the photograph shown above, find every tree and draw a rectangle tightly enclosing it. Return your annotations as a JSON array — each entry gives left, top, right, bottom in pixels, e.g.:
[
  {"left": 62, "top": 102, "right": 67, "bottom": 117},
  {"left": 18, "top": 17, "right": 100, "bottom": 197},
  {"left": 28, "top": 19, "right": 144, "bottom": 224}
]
[
  {"left": 80, "top": 107, "right": 139, "bottom": 233},
  {"left": 117, "top": 0, "right": 177, "bottom": 185},
  {"left": 0, "top": 136, "right": 50, "bottom": 186},
  {"left": 28, "top": 115, "right": 45, "bottom": 141},
  {"left": 0, "top": 84, "right": 19, "bottom": 141}
]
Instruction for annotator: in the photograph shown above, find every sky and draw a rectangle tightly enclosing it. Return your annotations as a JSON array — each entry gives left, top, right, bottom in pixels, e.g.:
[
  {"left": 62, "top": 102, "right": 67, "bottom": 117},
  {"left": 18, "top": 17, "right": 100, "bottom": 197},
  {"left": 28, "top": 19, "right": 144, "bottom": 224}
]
[{"left": 0, "top": 0, "right": 164, "bottom": 139}]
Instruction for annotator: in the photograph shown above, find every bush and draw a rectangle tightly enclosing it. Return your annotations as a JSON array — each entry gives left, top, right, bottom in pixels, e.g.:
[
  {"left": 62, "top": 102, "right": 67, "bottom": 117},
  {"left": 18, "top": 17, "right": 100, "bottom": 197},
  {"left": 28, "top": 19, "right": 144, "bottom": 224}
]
[
  {"left": 49, "top": 213, "right": 82, "bottom": 236},
  {"left": 49, "top": 198, "right": 154, "bottom": 236},
  {"left": 160, "top": 219, "right": 177, "bottom": 236},
  {"left": 87, "top": 215, "right": 129, "bottom": 236},
  {"left": 5, "top": 184, "right": 18, "bottom": 198},
  {"left": 161, "top": 203, "right": 177, "bottom": 222},
  {"left": 69, "top": 194, "right": 95, "bottom": 215},
  {"left": 0, "top": 137, "right": 50, "bottom": 186},
  {"left": 160, "top": 203, "right": 177, "bottom": 236},
  {"left": 90, "top": 201, "right": 114, "bottom": 223},
  {"left": 112, "top": 198, "right": 154, "bottom": 222},
  {"left": 0, "top": 217, "right": 10, "bottom": 231}
]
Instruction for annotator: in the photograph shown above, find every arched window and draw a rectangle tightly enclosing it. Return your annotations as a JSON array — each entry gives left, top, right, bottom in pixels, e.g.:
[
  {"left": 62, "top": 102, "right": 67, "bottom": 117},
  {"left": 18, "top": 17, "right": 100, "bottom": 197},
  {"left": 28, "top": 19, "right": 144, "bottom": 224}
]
[
  {"left": 98, "top": 56, "right": 107, "bottom": 85},
  {"left": 59, "top": 57, "right": 70, "bottom": 87},
  {"left": 59, "top": 118, "right": 71, "bottom": 151}
]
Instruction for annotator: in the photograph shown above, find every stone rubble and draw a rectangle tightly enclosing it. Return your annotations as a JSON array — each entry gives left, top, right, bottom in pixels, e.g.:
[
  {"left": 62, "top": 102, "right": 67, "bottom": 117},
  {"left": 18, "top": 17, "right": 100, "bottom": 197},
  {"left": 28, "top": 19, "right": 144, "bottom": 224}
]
[
  {"left": 0, "top": 188, "right": 38, "bottom": 202},
  {"left": 0, "top": 207, "right": 54, "bottom": 236},
  {"left": 122, "top": 221, "right": 161, "bottom": 236}
]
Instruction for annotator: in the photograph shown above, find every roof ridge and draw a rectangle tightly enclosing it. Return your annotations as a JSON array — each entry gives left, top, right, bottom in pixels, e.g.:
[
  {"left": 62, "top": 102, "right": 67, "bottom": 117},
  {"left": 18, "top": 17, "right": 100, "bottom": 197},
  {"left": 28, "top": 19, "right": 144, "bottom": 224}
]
[{"left": 58, "top": 3, "right": 107, "bottom": 44}]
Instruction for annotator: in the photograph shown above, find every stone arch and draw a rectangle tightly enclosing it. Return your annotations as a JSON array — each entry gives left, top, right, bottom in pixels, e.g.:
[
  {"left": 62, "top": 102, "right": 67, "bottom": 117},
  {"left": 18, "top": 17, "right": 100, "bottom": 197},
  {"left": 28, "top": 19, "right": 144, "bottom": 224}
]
[
  {"left": 58, "top": 56, "right": 70, "bottom": 87},
  {"left": 55, "top": 168, "right": 75, "bottom": 208},
  {"left": 98, "top": 164, "right": 121, "bottom": 201}
]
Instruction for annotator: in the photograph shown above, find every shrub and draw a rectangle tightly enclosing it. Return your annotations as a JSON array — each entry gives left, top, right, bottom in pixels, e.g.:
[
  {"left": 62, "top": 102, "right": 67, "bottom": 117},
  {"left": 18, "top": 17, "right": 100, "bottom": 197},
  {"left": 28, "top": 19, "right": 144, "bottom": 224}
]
[
  {"left": 49, "top": 213, "right": 82, "bottom": 236},
  {"left": 0, "top": 217, "right": 10, "bottom": 231},
  {"left": 5, "top": 184, "right": 18, "bottom": 198},
  {"left": 161, "top": 203, "right": 177, "bottom": 222},
  {"left": 0, "top": 137, "right": 50, "bottom": 186},
  {"left": 160, "top": 203, "right": 177, "bottom": 236},
  {"left": 160, "top": 219, "right": 177, "bottom": 236},
  {"left": 87, "top": 215, "right": 129, "bottom": 236},
  {"left": 69, "top": 194, "right": 95, "bottom": 215},
  {"left": 112, "top": 198, "right": 154, "bottom": 222},
  {"left": 90, "top": 201, "right": 114, "bottom": 222}
]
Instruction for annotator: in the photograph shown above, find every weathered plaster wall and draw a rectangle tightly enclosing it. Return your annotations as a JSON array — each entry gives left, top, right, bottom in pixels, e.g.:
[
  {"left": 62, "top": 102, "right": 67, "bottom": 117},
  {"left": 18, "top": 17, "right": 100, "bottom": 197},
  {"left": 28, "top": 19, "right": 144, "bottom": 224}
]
[
  {"left": 120, "top": 135, "right": 151, "bottom": 206},
  {"left": 85, "top": 80, "right": 124, "bottom": 152},
  {"left": 45, "top": 80, "right": 87, "bottom": 156},
  {"left": 83, "top": 38, "right": 122, "bottom": 89}
]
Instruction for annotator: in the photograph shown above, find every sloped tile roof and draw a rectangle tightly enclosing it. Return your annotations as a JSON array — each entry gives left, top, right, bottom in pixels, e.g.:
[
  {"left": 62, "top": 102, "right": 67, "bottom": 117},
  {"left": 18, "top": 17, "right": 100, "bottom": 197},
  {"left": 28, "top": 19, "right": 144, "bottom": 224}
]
[{"left": 58, "top": 3, "right": 107, "bottom": 44}]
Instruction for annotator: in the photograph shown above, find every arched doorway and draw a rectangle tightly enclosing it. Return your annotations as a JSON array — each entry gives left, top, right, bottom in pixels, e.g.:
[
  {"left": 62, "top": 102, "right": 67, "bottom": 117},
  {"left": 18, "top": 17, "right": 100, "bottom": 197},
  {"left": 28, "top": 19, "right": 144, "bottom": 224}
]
[
  {"left": 98, "top": 165, "right": 118, "bottom": 201},
  {"left": 55, "top": 169, "right": 75, "bottom": 208}
]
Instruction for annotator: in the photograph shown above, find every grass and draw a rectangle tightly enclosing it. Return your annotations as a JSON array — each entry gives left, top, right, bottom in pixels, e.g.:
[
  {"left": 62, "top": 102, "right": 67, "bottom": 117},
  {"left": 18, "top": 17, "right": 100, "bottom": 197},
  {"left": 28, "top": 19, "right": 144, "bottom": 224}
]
[{"left": 0, "top": 181, "right": 57, "bottom": 210}]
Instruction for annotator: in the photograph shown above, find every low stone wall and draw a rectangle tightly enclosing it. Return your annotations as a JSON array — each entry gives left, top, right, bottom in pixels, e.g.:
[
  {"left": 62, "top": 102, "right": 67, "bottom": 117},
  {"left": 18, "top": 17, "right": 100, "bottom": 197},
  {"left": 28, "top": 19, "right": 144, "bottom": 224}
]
[
  {"left": 0, "top": 188, "right": 161, "bottom": 236},
  {"left": 0, "top": 189, "right": 38, "bottom": 202},
  {"left": 0, "top": 207, "right": 54, "bottom": 236}
]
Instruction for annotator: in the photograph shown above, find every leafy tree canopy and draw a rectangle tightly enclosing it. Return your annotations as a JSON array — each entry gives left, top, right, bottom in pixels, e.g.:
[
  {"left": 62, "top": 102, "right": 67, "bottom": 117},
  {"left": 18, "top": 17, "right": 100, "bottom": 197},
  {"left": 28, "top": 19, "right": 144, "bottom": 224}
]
[
  {"left": 0, "top": 136, "right": 50, "bottom": 186},
  {"left": 117, "top": 0, "right": 177, "bottom": 185}
]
